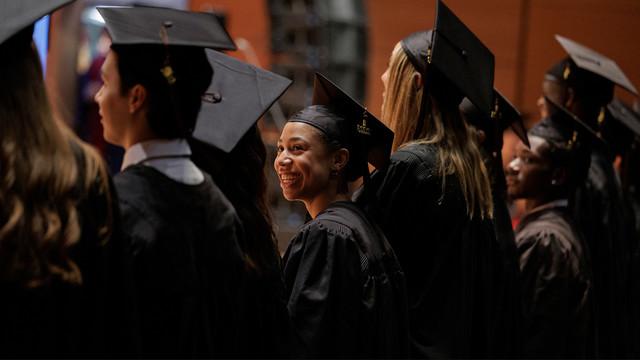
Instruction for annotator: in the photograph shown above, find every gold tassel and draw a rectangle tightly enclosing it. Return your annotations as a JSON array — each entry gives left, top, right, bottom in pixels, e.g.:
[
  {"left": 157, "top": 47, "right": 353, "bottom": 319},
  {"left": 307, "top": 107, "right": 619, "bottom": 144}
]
[{"left": 357, "top": 108, "right": 371, "bottom": 135}]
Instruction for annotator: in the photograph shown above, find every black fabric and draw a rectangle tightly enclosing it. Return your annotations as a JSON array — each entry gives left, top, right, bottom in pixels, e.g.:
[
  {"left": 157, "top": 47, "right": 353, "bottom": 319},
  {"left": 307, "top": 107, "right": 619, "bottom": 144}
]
[
  {"left": 194, "top": 49, "right": 291, "bottom": 153},
  {"left": 308, "top": 73, "right": 394, "bottom": 174},
  {"left": 114, "top": 164, "right": 247, "bottom": 357},
  {"left": 239, "top": 258, "right": 291, "bottom": 358},
  {"left": 430, "top": 0, "right": 495, "bottom": 114},
  {"left": 554, "top": 35, "right": 637, "bottom": 95},
  {"left": 97, "top": 6, "right": 235, "bottom": 51},
  {"left": 0, "top": 0, "right": 73, "bottom": 45},
  {"left": 400, "top": 30, "right": 432, "bottom": 76},
  {"left": 572, "top": 147, "right": 636, "bottom": 358},
  {"left": 486, "top": 152, "right": 525, "bottom": 357},
  {"left": 0, "top": 139, "right": 138, "bottom": 357},
  {"left": 357, "top": 142, "right": 510, "bottom": 358},
  {"left": 282, "top": 201, "right": 408, "bottom": 358},
  {"left": 515, "top": 204, "right": 592, "bottom": 358}
]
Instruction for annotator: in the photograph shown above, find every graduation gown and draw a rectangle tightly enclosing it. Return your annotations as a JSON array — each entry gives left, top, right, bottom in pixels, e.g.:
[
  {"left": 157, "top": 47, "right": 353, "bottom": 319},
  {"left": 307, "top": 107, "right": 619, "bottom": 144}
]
[
  {"left": 283, "top": 201, "right": 408, "bottom": 358},
  {"left": 572, "top": 147, "right": 635, "bottom": 357},
  {"left": 114, "top": 164, "right": 247, "bottom": 357},
  {"left": 0, "top": 139, "right": 137, "bottom": 356},
  {"left": 515, "top": 201, "right": 591, "bottom": 358},
  {"left": 237, "top": 248, "right": 290, "bottom": 358},
  {"left": 357, "top": 143, "right": 505, "bottom": 358},
  {"left": 487, "top": 156, "right": 524, "bottom": 357}
]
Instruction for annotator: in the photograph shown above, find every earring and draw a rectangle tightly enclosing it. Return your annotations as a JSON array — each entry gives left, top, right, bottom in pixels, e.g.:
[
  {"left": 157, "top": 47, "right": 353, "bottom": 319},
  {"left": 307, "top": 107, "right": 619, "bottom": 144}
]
[
  {"left": 551, "top": 179, "right": 557, "bottom": 185},
  {"left": 330, "top": 169, "right": 339, "bottom": 178}
]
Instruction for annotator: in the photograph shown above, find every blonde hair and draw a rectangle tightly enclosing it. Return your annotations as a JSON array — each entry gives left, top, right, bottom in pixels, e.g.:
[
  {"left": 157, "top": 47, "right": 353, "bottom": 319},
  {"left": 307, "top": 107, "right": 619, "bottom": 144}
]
[
  {"left": 382, "top": 42, "right": 493, "bottom": 219},
  {"left": 0, "top": 36, "right": 112, "bottom": 287}
]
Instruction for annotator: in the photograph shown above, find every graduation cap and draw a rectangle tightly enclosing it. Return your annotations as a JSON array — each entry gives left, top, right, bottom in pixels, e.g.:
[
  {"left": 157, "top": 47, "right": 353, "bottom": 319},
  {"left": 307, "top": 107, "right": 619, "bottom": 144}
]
[
  {"left": 0, "top": 0, "right": 73, "bottom": 45},
  {"left": 553, "top": 35, "right": 638, "bottom": 95},
  {"left": 429, "top": 0, "right": 495, "bottom": 115},
  {"left": 193, "top": 49, "right": 292, "bottom": 153},
  {"left": 542, "top": 95, "right": 606, "bottom": 149},
  {"left": 97, "top": 6, "right": 236, "bottom": 51},
  {"left": 460, "top": 90, "right": 529, "bottom": 154},
  {"left": 493, "top": 91, "right": 529, "bottom": 148},
  {"left": 607, "top": 98, "right": 640, "bottom": 138},
  {"left": 288, "top": 73, "right": 394, "bottom": 179}
]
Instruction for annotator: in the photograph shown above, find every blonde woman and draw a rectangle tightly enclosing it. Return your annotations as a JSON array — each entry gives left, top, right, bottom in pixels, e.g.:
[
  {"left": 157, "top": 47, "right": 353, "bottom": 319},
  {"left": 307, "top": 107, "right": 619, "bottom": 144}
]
[
  {"left": 357, "top": 17, "right": 511, "bottom": 358},
  {"left": 0, "top": 1, "right": 134, "bottom": 355}
]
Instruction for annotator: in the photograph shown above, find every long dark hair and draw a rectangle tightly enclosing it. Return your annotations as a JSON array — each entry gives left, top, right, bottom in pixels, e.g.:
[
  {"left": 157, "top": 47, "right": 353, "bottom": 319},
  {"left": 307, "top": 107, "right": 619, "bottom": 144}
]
[
  {"left": 189, "top": 125, "right": 279, "bottom": 275},
  {"left": 0, "top": 31, "right": 82, "bottom": 286}
]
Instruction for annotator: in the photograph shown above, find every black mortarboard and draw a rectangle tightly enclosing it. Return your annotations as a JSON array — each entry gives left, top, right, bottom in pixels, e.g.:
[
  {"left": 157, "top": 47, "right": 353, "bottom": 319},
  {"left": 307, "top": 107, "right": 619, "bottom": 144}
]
[
  {"left": 193, "top": 49, "right": 292, "bottom": 153},
  {"left": 460, "top": 90, "right": 529, "bottom": 151},
  {"left": 429, "top": 0, "right": 495, "bottom": 114},
  {"left": 607, "top": 98, "right": 640, "bottom": 138},
  {"left": 553, "top": 35, "right": 638, "bottom": 95},
  {"left": 97, "top": 6, "right": 236, "bottom": 51},
  {"left": 0, "top": 0, "right": 73, "bottom": 45},
  {"left": 288, "top": 73, "right": 394, "bottom": 179},
  {"left": 401, "top": 30, "right": 432, "bottom": 76},
  {"left": 542, "top": 95, "right": 606, "bottom": 148},
  {"left": 493, "top": 91, "right": 528, "bottom": 148}
]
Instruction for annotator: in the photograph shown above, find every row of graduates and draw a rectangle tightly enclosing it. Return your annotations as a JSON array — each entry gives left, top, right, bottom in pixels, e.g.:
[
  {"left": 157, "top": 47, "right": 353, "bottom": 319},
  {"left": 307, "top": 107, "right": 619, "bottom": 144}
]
[{"left": 2, "top": 0, "right": 640, "bottom": 358}]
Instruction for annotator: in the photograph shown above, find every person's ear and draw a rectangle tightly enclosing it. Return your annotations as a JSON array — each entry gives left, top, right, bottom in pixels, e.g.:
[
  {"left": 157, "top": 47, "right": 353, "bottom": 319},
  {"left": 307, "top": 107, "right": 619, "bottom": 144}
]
[
  {"left": 333, "top": 148, "right": 350, "bottom": 173},
  {"left": 128, "top": 84, "right": 147, "bottom": 114}
]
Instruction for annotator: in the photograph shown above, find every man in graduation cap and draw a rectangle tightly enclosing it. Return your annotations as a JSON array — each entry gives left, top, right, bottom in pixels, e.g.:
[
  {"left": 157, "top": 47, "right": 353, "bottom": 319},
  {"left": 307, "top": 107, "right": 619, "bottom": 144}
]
[
  {"left": 506, "top": 96, "right": 595, "bottom": 357},
  {"left": 275, "top": 73, "right": 408, "bottom": 358},
  {"left": 541, "top": 35, "right": 638, "bottom": 357},
  {"left": 94, "top": 6, "right": 249, "bottom": 356}
]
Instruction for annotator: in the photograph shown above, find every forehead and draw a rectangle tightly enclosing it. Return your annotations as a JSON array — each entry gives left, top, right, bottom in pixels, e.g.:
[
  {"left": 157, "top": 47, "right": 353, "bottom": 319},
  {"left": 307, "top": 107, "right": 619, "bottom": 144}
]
[
  {"left": 280, "top": 121, "right": 324, "bottom": 142},
  {"left": 102, "top": 50, "right": 118, "bottom": 74}
]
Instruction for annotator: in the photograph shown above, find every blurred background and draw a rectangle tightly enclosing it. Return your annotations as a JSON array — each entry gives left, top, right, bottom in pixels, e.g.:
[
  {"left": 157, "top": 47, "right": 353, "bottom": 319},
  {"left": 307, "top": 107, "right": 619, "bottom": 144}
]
[{"left": 41, "top": 0, "right": 640, "bottom": 252}]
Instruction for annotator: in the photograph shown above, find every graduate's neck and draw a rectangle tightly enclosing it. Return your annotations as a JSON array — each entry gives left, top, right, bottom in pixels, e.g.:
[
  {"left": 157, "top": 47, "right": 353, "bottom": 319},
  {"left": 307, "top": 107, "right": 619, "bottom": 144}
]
[
  {"left": 122, "top": 115, "right": 157, "bottom": 150},
  {"left": 305, "top": 190, "right": 351, "bottom": 219}
]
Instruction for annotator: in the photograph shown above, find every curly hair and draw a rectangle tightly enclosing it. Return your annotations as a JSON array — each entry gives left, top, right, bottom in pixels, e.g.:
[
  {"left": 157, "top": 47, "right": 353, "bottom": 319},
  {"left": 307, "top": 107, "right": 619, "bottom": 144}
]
[{"left": 0, "top": 30, "right": 111, "bottom": 287}]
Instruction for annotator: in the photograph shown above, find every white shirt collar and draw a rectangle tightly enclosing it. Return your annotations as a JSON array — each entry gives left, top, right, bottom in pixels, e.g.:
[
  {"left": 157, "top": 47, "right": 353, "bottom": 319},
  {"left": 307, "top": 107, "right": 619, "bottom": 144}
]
[
  {"left": 121, "top": 138, "right": 204, "bottom": 185},
  {"left": 122, "top": 138, "right": 191, "bottom": 171}
]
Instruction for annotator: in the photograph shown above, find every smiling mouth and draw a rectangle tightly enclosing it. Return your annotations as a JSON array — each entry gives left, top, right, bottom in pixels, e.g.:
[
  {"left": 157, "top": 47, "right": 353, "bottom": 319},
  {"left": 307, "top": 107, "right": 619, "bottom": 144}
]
[{"left": 279, "top": 173, "right": 300, "bottom": 187}]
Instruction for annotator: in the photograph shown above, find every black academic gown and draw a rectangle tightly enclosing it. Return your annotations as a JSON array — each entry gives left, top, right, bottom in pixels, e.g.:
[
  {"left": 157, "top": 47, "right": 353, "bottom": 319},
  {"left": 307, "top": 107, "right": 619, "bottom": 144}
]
[
  {"left": 114, "top": 164, "right": 247, "bottom": 357},
  {"left": 487, "top": 155, "right": 524, "bottom": 357},
  {"left": 572, "top": 147, "right": 635, "bottom": 357},
  {"left": 0, "top": 140, "right": 137, "bottom": 357},
  {"left": 515, "top": 202, "right": 592, "bottom": 358},
  {"left": 358, "top": 143, "right": 505, "bottom": 358},
  {"left": 282, "top": 201, "right": 408, "bottom": 358}
]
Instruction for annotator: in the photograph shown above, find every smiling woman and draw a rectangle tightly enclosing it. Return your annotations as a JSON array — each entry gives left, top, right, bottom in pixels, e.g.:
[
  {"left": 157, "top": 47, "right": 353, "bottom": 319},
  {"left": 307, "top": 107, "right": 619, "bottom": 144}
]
[
  {"left": 275, "top": 118, "right": 348, "bottom": 218},
  {"left": 275, "top": 74, "right": 408, "bottom": 358}
]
